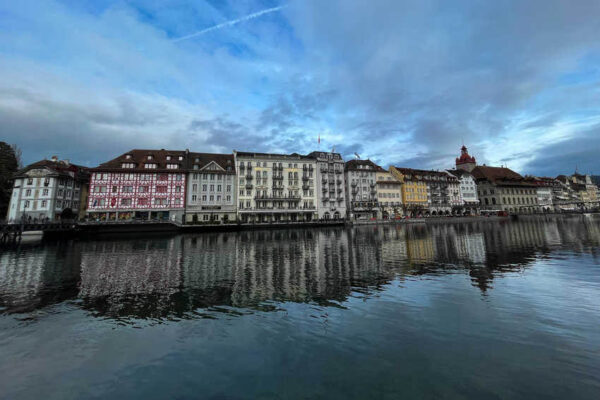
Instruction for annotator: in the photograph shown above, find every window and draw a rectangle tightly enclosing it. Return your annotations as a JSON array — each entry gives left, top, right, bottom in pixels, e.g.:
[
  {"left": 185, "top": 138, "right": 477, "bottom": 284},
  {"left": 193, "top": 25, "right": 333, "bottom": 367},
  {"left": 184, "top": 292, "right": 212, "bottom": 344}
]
[
  {"left": 227, "top": 185, "right": 231, "bottom": 192},
  {"left": 166, "top": 155, "right": 171, "bottom": 161},
  {"left": 145, "top": 163, "right": 157, "bottom": 169},
  {"left": 24, "top": 200, "right": 30, "bottom": 208},
  {"left": 112, "top": 186, "right": 118, "bottom": 193},
  {"left": 123, "top": 186, "right": 133, "bottom": 193},
  {"left": 41, "top": 200, "right": 47, "bottom": 208},
  {"left": 166, "top": 164, "right": 178, "bottom": 169},
  {"left": 27, "top": 178, "right": 33, "bottom": 185},
  {"left": 138, "top": 198, "right": 148, "bottom": 206},
  {"left": 203, "top": 215, "right": 209, "bottom": 221},
  {"left": 209, "top": 195, "right": 214, "bottom": 201},
  {"left": 202, "top": 184, "right": 207, "bottom": 191},
  {"left": 154, "top": 198, "right": 168, "bottom": 206},
  {"left": 139, "top": 186, "right": 148, "bottom": 193},
  {"left": 202, "top": 195, "right": 207, "bottom": 201},
  {"left": 192, "top": 195, "right": 197, "bottom": 201},
  {"left": 210, "top": 185, "right": 214, "bottom": 191},
  {"left": 25, "top": 189, "right": 31, "bottom": 196},
  {"left": 192, "top": 184, "right": 198, "bottom": 192},
  {"left": 217, "top": 185, "right": 222, "bottom": 191},
  {"left": 121, "top": 163, "right": 135, "bottom": 168},
  {"left": 175, "top": 186, "right": 182, "bottom": 193},
  {"left": 158, "top": 174, "right": 168, "bottom": 181},
  {"left": 226, "top": 195, "right": 231, "bottom": 201},
  {"left": 44, "top": 178, "right": 50, "bottom": 186},
  {"left": 147, "top": 155, "right": 154, "bottom": 160},
  {"left": 42, "top": 189, "right": 48, "bottom": 196},
  {"left": 121, "top": 198, "right": 132, "bottom": 206},
  {"left": 217, "top": 195, "right": 221, "bottom": 201},
  {"left": 174, "top": 198, "right": 181, "bottom": 206},
  {"left": 156, "top": 186, "right": 167, "bottom": 193}
]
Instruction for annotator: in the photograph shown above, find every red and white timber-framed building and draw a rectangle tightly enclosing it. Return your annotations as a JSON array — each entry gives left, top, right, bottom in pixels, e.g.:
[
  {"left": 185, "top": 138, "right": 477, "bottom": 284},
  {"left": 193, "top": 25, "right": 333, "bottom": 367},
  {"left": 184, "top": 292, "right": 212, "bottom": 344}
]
[{"left": 87, "top": 149, "right": 187, "bottom": 222}]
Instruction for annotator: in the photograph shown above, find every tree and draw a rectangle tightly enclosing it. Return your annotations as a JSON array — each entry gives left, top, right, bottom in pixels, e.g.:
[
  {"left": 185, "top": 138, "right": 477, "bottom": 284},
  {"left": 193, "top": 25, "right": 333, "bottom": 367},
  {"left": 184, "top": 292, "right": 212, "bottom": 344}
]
[{"left": 0, "top": 142, "right": 19, "bottom": 219}]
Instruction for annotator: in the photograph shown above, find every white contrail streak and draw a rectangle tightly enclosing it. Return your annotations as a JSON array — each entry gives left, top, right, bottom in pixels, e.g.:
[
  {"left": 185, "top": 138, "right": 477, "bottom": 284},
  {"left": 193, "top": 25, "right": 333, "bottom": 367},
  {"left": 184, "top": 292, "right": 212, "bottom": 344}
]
[{"left": 173, "top": 5, "right": 285, "bottom": 42}]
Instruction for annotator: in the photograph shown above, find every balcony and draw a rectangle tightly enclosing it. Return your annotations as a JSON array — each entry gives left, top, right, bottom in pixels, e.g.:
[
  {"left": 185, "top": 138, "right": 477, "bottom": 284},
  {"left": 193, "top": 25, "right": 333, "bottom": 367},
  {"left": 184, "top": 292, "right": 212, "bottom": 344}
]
[
  {"left": 302, "top": 175, "right": 309, "bottom": 181},
  {"left": 302, "top": 184, "right": 310, "bottom": 190},
  {"left": 245, "top": 174, "right": 253, "bottom": 180},
  {"left": 272, "top": 175, "right": 283, "bottom": 180},
  {"left": 245, "top": 183, "right": 253, "bottom": 189},
  {"left": 335, "top": 169, "right": 342, "bottom": 174},
  {"left": 254, "top": 194, "right": 301, "bottom": 201},
  {"left": 351, "top": 181, "right": 357, "bottom": 187},
  {"left": 336, "top": 179, "right": 342, "bottom": 185},
  {"left": 337, "top": 197, "right": 344, "bottom": 202}
]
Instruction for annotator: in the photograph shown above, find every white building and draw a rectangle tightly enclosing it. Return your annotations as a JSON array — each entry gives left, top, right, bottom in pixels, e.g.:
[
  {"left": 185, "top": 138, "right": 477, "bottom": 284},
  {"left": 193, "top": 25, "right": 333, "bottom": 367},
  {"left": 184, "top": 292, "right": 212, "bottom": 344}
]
[
  {"left": 186, "top": 152, "right": 237, "bottom": 223},
  {"left": 233, "top": 151, "right": 318, "bottom": 223},
  {"left": 447, "top": 169, "right": 479, "bottom": 215},
  {"left": 307, "top": 151, "right": 346, "bottom": 220},
  {"left": 7, "top": 157, "right": 89, "bottom": 222},
  {"left": 345, "top": 159, "right": 380, "bottom": 220}
]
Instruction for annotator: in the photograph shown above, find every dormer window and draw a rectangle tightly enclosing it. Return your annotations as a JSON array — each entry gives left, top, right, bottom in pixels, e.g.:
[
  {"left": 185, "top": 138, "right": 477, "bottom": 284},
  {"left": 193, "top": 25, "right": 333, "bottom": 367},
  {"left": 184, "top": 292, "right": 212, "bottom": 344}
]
[
  {"left": 145, "top": 163, "right": 157, "bottom": 169},
  {"left": 147, "top": 155, "right": 154, "bottom": 160},
  {"left": 121, "top": 163, "right": 135, "bottom": 169},
  {"left": 166, "top": 155, "right": 172, "bottom": 161},
  {"left": 125, "top": 154, "right": 132, "bottom": 159},
  {"left": 166, "top": 164, "right": 178, "bottom": 169},
  {"left": 178, "top": 156, "right": 183, "bottom": 161},
  {"left": 195, "top": 158, "right": 200, "bottom": 162},
  {"left": 193, "top": 165, "right": 199, "bottom": 170}
]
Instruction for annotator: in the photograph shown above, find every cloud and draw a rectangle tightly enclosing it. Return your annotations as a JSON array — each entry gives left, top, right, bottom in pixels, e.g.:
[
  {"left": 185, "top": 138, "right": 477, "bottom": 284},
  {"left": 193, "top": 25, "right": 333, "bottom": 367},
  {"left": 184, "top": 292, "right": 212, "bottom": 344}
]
[{"left": 1, "top": 0, "right": 599, "bottom": 176}]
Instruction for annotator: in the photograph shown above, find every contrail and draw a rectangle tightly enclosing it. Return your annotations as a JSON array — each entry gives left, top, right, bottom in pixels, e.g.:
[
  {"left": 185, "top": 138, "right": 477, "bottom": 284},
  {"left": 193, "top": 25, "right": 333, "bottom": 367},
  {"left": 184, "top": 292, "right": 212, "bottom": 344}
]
[{"left": 173, "top": 5, "right": 285, "bottom": 42}]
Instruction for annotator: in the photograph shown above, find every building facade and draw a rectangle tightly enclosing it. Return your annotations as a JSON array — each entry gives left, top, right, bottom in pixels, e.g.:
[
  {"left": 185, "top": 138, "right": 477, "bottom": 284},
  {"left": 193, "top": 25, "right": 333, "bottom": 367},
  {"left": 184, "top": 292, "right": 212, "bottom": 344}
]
[
  {"left": 233, "top": 151, "right": 318, "bottom": 223},
  {"left": 87, "top": 149, "right": 187, "bottom": 222},
  {"left": 7, "top": 157, "right": 89, "bottom": 222},
  {"left": 556, "top": 173, "right": 599, "bottom": 210},
  {"left": 389, "top": 167, "right": 428, "bottom": 216},
  {"left": 345, "top": 159, "right": 380, "bottom": 220},
  {"left": 185, "top": 153, "right": 237, "bottom": 223},
  {"left": 307, "top": 151, "right": 346, "bottom": 219},
  {"left": 375, "top": 166, "right": 403, "bottom": 218},
  {"left": 447, "top": 169, "right": 479, "bottom": 215},
  {"left": 472, "top": 166, "right": 539, "bottom": 214}
]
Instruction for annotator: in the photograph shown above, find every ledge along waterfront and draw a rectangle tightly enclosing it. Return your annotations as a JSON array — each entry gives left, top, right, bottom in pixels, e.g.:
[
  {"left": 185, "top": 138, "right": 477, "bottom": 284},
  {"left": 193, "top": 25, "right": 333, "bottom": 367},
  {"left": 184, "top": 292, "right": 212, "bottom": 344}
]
[{"left": 1, "top": 214, "right": 599, "bottom": 399}]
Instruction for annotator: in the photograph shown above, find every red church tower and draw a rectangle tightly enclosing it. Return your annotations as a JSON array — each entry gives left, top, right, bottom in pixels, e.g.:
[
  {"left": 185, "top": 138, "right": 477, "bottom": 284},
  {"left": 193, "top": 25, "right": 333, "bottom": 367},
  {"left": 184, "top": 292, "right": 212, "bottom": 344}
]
[{"left": 456, "top": 145, "right": 477, "bottom": 172}]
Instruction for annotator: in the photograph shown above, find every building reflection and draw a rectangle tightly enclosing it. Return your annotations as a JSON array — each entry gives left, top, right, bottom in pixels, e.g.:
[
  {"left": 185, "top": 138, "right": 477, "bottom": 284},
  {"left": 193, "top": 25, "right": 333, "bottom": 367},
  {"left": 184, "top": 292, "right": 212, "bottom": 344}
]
[{"left": 0, "top": 215, "right": 599, "bottom": 318}]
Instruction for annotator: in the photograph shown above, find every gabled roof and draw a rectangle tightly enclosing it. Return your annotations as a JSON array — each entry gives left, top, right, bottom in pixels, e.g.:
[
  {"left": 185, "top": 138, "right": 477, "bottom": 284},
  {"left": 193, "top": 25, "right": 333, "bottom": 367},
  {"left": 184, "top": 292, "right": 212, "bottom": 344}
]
[
  {"left": 187, "top": 152, "right": 235, "bottom": 174},
  {"left": 14, "top": 159, "right": 90, "bottom": 181}
]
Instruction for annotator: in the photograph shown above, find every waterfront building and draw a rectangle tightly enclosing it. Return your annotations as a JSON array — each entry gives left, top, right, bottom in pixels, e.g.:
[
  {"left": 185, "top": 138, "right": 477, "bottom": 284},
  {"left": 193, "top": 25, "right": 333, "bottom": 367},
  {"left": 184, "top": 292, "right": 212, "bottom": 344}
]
[
  {"left": 233, "top": 151, "right": 318, "bottom": 223},
  {"left": 389, "top": 167, "right": 428, "bottom": 216},
  {"left": 185, "top": 152, "right": 237, "bottom": 223},
  {"left": 455, "top": 145, "right": 477, "bottom": 172},
  {"left": 375, "top": 165, "right": 403, "bottom": 218},
  {"left": 7, "top": 156, "right": 89, "bottom": 222},
  {"left": 344, "top": 159, "right": 380, "bottom": 220},
  {"left": 556, "top": 173, "right": 599, "bottom": 210},
  {"left": 447, "top": 169, "right": 479, "bottom": 215},
  {"left": 524, "top": 177, "right": 554, "bottom": 212},
  {"left": 472, "top": 166, "right": 539, "bottom": 214},
  {"left": 306, "top": 151, "right": 346, "bottom": 219},
  {"left": 86, "top": 149, "right": 187, "bottom": 222}
]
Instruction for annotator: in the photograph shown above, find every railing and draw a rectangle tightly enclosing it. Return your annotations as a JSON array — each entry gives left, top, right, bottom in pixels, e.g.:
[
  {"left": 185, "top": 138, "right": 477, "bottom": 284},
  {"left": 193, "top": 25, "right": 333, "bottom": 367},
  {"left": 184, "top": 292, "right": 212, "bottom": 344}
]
[{"left": 254, "top": 195, "right": 301, "bottom": 200}]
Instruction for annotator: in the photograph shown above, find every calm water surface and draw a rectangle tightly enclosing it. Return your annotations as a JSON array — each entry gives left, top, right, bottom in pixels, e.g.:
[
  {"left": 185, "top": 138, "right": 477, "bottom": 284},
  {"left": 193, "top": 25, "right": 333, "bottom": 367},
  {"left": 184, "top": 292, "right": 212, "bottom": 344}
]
[{"left": 1, "top": 216, "right": 600, "bottom": 399}]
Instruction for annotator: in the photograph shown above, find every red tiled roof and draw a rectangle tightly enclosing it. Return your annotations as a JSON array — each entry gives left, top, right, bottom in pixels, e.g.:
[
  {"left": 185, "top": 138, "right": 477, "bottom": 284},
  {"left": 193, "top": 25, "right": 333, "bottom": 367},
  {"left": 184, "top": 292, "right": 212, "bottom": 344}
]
[
  {"left": 14, "top": 159, "right": 90, "bottom": 181},
  {"left": 92, "top": 149, "right": 188, "bottom": 172},
  {"left": 472, "top": 166, "right": 534, "bottom": 186}
]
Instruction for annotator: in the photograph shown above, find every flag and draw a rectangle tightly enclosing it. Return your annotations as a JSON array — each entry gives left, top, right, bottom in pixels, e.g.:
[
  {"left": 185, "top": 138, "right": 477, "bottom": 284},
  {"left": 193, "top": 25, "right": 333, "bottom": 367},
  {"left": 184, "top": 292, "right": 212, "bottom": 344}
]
[
  {"left": 354, "top": 152, "right": 360, "bottom": 159},
  {"left": 318, "top": 133, "right": 320, "bottom": 144}
]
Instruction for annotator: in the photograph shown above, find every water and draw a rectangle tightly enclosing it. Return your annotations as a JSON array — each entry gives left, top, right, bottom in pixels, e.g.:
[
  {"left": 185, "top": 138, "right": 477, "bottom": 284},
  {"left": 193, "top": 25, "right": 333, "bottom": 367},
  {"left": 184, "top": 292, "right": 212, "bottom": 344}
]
[{"left": 1, "top": 216, "right": 599, "bottom": 399}]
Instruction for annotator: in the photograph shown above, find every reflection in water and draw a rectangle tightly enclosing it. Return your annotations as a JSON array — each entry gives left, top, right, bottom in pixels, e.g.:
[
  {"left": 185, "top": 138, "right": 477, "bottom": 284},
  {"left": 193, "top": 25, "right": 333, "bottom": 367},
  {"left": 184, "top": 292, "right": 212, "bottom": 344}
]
[{"left": 1, "top": 215, "right": 599, "bottom": 319}]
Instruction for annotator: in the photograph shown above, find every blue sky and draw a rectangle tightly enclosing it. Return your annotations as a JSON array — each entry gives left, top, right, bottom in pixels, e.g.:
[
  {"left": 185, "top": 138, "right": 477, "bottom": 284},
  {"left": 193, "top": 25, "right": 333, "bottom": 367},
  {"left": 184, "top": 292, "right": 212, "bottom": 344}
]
[{"left": 1, "top": 0, "right": 599, "bottom": 176}]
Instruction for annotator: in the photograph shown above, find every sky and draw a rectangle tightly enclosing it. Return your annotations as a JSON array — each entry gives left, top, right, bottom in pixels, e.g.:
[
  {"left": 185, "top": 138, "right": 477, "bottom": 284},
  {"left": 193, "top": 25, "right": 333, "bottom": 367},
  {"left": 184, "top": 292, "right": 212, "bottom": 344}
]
[{"left": 1, "top": 0, "right": 599, "bottom": 177}]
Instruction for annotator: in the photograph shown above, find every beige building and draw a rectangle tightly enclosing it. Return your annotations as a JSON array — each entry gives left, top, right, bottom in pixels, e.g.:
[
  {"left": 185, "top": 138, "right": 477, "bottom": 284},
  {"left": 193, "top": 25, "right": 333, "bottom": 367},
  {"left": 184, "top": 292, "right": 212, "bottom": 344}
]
[
  {"left": 472, "top": 166, "right": 539, "bottom": 214},
  {"left": 375, "top": 166, "right": 403, "bottom": 218},
  {"left": 233, "top": 151, "right": 318, "bottom": 223}
]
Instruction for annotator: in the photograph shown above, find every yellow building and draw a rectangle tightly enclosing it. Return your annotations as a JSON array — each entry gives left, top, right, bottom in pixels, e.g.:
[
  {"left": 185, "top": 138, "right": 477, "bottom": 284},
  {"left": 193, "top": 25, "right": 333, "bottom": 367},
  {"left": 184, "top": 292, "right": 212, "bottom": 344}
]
[
  {"left": 375, "top": 166, "right": 403, "bottom": 218},
  {"left": 389, "top": 167, "right": 428, "bottom": 216}
]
